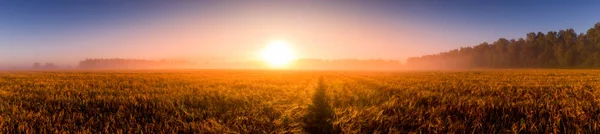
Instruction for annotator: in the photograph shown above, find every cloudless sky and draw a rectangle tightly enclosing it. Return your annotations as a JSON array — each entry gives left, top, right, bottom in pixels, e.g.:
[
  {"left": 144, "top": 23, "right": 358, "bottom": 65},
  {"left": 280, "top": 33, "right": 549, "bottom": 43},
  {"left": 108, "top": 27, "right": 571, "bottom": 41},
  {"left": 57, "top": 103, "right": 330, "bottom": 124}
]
[{"left": 1, "top": 0, "right": 600, "bottom": 68}]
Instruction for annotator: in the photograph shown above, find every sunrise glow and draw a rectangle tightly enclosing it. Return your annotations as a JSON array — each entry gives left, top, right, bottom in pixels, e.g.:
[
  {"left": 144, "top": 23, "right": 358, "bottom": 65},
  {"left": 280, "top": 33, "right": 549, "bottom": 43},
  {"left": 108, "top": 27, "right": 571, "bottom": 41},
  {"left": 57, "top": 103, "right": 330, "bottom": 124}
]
[{"left": 260, "top": 40, "right": 296, "bottom": 68}]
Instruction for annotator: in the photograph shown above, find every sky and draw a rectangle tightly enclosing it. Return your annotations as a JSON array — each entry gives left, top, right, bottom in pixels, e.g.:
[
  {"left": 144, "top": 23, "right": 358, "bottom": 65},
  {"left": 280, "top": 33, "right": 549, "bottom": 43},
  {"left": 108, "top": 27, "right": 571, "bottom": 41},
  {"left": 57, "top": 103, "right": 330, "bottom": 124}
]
[{"left": 1, "top": 0, "right": 600, "bottom": 68}]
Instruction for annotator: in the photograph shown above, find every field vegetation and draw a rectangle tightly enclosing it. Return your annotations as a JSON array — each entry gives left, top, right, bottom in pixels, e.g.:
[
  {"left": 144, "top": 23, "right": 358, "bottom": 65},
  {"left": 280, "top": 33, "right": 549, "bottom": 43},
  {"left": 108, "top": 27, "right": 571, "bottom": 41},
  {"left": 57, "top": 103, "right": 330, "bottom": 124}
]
[{"left": 1, "top": 70, "right": 600, "bottom": 133}]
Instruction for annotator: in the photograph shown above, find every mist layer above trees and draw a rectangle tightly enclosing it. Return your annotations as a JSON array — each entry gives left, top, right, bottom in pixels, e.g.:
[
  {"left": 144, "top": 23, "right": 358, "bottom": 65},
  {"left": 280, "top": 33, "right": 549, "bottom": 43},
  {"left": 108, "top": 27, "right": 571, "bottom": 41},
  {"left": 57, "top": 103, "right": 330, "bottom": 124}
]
[{"left": 406, "top": 23, "right": 600, "bottom": 69}]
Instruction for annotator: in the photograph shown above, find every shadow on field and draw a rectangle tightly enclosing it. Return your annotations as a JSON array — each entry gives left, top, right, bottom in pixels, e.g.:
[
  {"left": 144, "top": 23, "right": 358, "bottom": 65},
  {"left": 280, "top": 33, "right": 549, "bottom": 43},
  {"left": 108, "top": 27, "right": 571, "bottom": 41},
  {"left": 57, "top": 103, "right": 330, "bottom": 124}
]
[{"left": 303, "top": 77, "right": 338, "bottom": 134}]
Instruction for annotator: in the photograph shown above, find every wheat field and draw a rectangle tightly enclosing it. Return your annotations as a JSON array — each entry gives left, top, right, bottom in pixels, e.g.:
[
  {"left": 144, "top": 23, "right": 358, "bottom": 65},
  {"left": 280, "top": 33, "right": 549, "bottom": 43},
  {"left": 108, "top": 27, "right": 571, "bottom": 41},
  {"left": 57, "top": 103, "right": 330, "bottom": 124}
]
[{"left": 1, "top": 70, "right": 600, "bottom": 133}]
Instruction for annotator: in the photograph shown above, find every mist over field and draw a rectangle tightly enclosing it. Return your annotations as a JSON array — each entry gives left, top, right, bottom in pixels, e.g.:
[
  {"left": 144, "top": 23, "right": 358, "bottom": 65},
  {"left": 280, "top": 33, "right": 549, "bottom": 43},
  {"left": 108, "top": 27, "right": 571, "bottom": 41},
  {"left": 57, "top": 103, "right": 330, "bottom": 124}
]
[{"left": 4, "top": 0, "right": 600, "bottom": 133}]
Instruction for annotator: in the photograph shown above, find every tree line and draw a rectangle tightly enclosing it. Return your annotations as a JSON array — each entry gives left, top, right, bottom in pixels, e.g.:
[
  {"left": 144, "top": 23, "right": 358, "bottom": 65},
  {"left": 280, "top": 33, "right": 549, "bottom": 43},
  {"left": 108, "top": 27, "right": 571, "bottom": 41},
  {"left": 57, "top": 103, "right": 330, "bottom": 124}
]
[
  {"left": 32, "top": 62, "right": 58, "bottom": 69},
  {"left": 78, "top": 58, "right": 195, "bottom": 69},
  {"left": 73, "top": 58, "right": 403, "bottom": 70},
  {"left": 406, "top": 22, "right": 600, "bottom": 69}
]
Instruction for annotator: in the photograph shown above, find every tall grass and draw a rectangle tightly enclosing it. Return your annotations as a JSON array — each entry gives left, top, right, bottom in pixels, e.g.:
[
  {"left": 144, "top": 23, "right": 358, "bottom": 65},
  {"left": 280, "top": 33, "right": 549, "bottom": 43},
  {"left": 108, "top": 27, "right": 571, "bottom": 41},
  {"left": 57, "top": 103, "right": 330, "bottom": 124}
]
[{"left": 1, "top": 70, "right": 600, "bottom": 133}]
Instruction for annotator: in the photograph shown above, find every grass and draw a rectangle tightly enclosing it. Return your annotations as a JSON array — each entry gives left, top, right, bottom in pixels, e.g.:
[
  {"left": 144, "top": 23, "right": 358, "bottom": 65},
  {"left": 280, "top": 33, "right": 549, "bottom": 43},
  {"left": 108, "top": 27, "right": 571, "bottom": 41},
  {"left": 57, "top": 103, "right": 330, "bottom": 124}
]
[{"left": 1, "top": 70, "right": 600, "bottom": 133}]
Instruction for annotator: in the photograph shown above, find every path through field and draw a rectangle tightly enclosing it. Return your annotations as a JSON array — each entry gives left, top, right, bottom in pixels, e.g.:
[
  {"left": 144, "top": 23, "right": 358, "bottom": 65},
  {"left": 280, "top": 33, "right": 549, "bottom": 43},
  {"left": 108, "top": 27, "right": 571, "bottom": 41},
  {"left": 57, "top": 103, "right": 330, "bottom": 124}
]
[{"left": 303, "top": 76, "right": 337, "bottom": 133}]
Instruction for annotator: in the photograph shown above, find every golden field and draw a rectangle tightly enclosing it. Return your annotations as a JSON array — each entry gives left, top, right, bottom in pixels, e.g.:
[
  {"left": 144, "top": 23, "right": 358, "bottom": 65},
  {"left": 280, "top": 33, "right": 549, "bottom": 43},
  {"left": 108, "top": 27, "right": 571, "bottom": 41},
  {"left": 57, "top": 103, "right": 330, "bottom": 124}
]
[{"left": 1, "top": 70, "right": 600, "bottom": 133}]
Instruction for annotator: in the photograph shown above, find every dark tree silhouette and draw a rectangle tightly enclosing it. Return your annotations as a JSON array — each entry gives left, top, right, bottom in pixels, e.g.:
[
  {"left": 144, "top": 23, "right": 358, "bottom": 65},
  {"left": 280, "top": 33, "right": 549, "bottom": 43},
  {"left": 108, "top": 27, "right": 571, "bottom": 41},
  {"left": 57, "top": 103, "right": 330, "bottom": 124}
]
[{"left": 407, "top": 22, "right": 600, "bottom": 69}]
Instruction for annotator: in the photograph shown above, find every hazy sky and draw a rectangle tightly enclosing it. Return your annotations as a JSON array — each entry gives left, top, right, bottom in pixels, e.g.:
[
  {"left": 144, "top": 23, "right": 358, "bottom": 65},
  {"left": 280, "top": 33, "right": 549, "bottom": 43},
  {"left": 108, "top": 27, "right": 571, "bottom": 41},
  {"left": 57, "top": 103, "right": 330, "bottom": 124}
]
[{"left": 1, "top": 1, "right": 600, "bottom": 67}]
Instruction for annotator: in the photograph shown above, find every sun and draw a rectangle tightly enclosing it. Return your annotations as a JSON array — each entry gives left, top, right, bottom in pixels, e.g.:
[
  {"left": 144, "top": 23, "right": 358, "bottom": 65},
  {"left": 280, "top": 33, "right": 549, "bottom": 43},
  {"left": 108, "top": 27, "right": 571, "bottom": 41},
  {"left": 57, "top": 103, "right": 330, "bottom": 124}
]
[{"left": 261, "top": 40, "right": 296, "bottom": 68}]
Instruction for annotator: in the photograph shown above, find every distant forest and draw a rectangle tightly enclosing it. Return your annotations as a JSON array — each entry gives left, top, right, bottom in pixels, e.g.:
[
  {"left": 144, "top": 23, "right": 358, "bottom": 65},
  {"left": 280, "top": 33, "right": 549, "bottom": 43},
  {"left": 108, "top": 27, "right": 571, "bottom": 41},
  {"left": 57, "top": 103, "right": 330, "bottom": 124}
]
[
  {"left": 78, "top": 58, "right": 195, "bottom": 69},
  {"left": 75, "top": 58, "right": 402, "bottom": 70},
  {"left": 406, "top": 23, "right": 600, "bottom": 69}
]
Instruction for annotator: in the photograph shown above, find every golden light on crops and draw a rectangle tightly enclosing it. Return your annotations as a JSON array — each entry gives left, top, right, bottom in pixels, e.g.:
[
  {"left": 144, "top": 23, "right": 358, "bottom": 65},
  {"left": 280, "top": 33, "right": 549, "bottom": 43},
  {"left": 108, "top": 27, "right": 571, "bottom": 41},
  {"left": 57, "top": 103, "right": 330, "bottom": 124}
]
[{"left": 260, "top": 40, "right": 296, "bottom": 68}]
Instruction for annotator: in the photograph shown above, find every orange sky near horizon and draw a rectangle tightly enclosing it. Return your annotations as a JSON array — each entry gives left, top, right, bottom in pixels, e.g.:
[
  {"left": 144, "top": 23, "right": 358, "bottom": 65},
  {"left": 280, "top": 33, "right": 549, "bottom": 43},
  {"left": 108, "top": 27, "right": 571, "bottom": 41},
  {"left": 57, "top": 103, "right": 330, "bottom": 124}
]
[
  {"left": 1, "top": 1, "right": 444, "bottom": 68},
  {"left": 8, "top": 1, "right": 594, "bottom": 68},
  {"left": 74, "top": 3, "right": 415, "bottom": 62}
]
